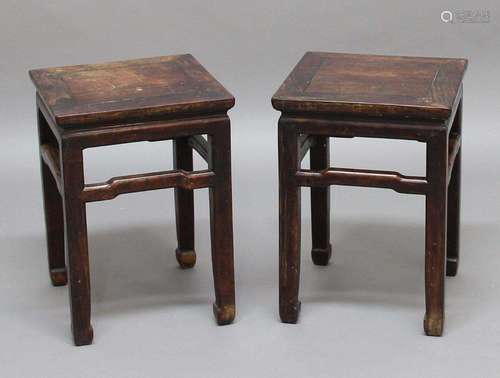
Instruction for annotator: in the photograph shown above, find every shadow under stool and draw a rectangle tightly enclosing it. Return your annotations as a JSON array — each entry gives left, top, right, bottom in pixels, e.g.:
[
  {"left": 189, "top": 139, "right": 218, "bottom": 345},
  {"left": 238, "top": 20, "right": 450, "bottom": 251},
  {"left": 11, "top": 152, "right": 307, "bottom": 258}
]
[
  {"left": 272, "top": 52, "right": 467, "bottom": 336},
  {"left": 29, "top": 54, "right": 236, "bottom": 345}
]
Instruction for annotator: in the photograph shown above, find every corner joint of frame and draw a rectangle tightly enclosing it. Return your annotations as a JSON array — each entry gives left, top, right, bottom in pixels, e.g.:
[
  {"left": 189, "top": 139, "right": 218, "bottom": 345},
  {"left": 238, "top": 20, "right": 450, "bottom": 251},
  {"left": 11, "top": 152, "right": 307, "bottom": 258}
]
[{"left": 60, "top": 132, "right": 85, "bottom": 152}]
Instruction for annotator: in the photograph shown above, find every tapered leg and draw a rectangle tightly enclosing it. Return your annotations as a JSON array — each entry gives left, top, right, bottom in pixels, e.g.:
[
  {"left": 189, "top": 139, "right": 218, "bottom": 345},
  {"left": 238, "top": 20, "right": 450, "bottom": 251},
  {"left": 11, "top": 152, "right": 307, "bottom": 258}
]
[
  {"left": 424, "top": 131, "right": 448, "bottom": 336},
  {"left": 208, "top": 121, "right": 235, "bottom": 325},
  {"left": 173, "top": 137, "right": 196, "bottom": 268},
  {"left": 61, "top": 145, "right": 93, "bottom": 346},
  {"left": 447, "top": 100, "right": 462, "bottom": 277},
  {"left": 278, "top": 118, "right": 301, "bottom": 323},
  {"left": 38, "top": 109, "right": 67, "bottom": 286},
  {"left": 310, "top": 136, "right": 332, "bottom": 266}
]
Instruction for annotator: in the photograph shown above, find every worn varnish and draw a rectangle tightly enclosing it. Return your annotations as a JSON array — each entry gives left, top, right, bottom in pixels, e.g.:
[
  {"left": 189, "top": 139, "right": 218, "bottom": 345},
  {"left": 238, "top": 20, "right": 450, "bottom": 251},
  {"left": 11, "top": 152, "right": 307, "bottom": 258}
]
[
  {"left": 30, "top": 54, "right": 235, "bottom": 127},
  {"left": 272, "top": 52, "right": 467, "bottom": 336},
  {"left": 272, "top": 52, "right": 467, "bottom": 120},
  {"left": 30, "top": 54, "right": 236, "bottom": 346}
]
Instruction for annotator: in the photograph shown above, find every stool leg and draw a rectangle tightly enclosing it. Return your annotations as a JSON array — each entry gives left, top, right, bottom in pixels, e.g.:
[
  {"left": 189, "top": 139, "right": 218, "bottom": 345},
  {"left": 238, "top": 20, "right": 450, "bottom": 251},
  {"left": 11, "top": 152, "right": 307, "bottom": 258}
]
[
  {"left": 447, "top": 100, "right": 462, "bottom": 277},
  {"left": 61, "top": 146, "right": 93, "bottom": 346},
  {"left": 38, "top": 109, "right": 67, "bottom": 286},
  {"left": 208, "top": 122, "right": 235, "bottom": 325},
  {"left": 173, "top": 137, "right": 196, "bottom": 269},
  {"left": 310, "top": 136, "right": 332, "bottom": 266},
  {"left": 278, "top": 119, "right": 301, "bottom": 323},
  {"left": 424, "top": 131, "right": 448, "bottom": 336}
]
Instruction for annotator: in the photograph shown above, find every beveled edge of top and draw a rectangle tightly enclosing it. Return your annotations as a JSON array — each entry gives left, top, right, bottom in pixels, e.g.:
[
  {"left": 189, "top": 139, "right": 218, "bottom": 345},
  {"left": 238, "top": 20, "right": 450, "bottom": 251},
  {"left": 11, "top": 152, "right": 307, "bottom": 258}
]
[
  {"left": 29, "top": 54, "right": 235, "bottom": 128},
  {"left": 271, "top": 51, "right": 468, "bottom": 121}
]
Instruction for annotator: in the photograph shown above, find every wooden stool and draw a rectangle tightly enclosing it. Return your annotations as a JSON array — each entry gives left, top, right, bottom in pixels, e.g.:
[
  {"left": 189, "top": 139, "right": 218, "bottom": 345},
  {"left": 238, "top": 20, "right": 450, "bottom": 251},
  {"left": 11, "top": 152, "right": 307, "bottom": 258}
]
[
  {"left": 272, "top": 52, "right": 467, "bottom": 336},
  {"left": 29, "top": 55, "right": 236, "bottom": 345}
]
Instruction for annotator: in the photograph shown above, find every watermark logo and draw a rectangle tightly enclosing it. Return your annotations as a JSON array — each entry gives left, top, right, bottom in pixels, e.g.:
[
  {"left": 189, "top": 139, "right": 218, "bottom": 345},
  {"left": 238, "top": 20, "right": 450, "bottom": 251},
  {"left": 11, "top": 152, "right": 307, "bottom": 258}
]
[{"left": 441, "top": 9, "right": 490, "bottom": 23}]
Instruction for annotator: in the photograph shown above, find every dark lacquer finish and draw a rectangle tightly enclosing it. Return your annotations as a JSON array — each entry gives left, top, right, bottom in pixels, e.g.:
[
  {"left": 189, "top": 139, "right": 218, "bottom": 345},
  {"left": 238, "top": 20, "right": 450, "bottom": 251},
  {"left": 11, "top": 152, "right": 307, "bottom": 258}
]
[
  {"left": 30, "top": 55, "right": 236, "bottom": 346},
  {"left": 272, "top": 52, "right": 467, "bottom": 336},
  {"left": 30, "top": 54, "right": 234, "bottom": 127},
  {"left": 272, "top": 52, "right": 467, "bottom": 120}
]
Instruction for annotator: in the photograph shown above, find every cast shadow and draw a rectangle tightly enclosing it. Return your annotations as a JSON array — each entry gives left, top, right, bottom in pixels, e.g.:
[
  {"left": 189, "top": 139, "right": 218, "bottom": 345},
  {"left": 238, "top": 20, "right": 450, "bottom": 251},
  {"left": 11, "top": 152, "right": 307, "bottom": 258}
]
[
  {"left": 297, "top": 219, "right": 490, "bottom": 333},
  {"left": 302, "top": 220, "right": 425, "bottom": 308},
  {"left": 8, "top": 222, "right": 216, "bottom": 343},
  {"left": 86, "top": 223, "right": 212, "bottom": 317}
]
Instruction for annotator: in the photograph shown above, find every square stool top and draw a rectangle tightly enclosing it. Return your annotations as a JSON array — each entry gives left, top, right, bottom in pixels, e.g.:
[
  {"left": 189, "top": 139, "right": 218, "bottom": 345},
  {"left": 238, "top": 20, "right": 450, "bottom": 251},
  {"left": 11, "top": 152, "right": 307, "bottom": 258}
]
[
  {"left": 30, "top": 54, "right": 234, "bottom": 128},
  {"left": 272, "top": 52, "right": 467, "bottom": 120}
]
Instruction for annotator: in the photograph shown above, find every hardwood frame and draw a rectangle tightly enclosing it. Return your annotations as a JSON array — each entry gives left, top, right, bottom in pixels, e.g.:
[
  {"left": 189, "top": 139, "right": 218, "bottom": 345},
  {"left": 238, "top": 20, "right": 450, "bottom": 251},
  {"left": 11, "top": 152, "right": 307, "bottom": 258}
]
[
  {"left": 277, "top": 92, "right": 463, "bottom": 336},
  {"left": 36, "top": 94, "right": 235, "bottom": 346}
]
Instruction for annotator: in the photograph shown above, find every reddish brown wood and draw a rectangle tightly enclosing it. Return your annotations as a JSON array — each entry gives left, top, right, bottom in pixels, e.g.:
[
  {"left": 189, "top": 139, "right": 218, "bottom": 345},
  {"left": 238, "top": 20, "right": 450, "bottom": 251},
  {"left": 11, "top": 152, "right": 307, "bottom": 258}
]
[
  {"left": 298, "top": 135, "right": 315, "bottom": 161},
  {"left": 287, "top": 114, "right": 448, "bottom": 141},
  {"left": 30, "top": 55, "right": 236, "bottom": 345},
  {"left": 309, "top": 136, "right": 331, "bottom": 266},
  {"left": 187, "top": 135, "right": 209, "bottom": 161},
  {"left": 29, "top": 55, "right": 234, "bottom": 127},
  {"left": 447, "top": 100, "right": 462, "bottom": 277},
  {"left": 38, "top": 109, "right": 67, "bottom": 287},
  {"left": 278, "top": 117, "right": 302, "bottom": 323},
  {"left": 60, "top": 145, "right": 93, "bottom": 346},
  {"left": 424, "top": 129, "right": 448, "bottom": 336},
  {"left": 61, "top": 114, "right": 228, "bottom": 148},
  {"left": 296, "top": 167, "right": 428, "bottom": 194},
  {"left": 272, "top": 52, "right": 467, "bottom": 120},
  {"left": 81, "top": 170, "right": 216, "bottom": 202},
  {"left": 208, "top": 120, "right": 236, "bottom": 325},
  {"left": 447, "top": 134, "right": 461, "bottom": 183},
  {"left": 174, "top": 137, "right": 196, "bottom": 269},
  {"left": 39, "top": 144, "right": 62, "bottom": 193},
  {"left": 273, "top": 52, "right": 466, "bottom": 336}
]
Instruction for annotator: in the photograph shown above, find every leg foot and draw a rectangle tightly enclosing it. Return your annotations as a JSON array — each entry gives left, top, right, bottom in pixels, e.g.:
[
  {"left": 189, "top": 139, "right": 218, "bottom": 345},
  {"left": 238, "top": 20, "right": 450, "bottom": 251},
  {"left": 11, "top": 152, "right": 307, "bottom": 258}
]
[
  {"left": 424, "top": 312, "right": 443, "bottom": 336},
  {"left": 175, "top": 248, "right": 196, "bottom": 269},
  {"left": 73, "top": 324, "right": 94, "bottom": 346},
  {"left": 311, "top": 244, "right": 332, "bottom": 266},
  {"left": 213, "top": 303, "right": 235, "bottom": 325},
  {"left": 280, "top": 301, "right": 301, "bottom": 324},
  {"left": 446, "top": 258, "right": 458, "bottom": 277},
  {"left": 50, "top": 268, "right": 68, "bottom": 286}
]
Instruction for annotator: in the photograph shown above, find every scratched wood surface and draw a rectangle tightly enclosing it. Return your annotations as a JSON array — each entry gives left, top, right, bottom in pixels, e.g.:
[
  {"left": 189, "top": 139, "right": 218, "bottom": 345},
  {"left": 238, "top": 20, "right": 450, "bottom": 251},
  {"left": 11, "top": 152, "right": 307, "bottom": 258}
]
[
  {"left": 272, "top": 52, "right": 467, "bottom": 120},
  {"left": 30, "top": 54, "right": 235, "bottom": 127}
]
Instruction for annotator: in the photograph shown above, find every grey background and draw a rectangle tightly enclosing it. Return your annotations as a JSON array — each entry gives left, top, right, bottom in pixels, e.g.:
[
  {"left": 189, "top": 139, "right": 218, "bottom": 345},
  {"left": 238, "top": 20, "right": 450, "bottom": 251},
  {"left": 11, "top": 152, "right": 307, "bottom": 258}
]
[{"left": 1, "top": 1, "right": 499, "bottom": 377}]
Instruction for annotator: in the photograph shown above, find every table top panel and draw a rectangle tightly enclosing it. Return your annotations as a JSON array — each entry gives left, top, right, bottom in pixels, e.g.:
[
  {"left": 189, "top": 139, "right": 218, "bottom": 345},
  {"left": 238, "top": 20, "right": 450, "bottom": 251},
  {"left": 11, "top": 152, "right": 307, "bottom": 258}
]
[
  {"left": 272, "top": 52, "right": 467, "bottom": 120},
  {"left": 30, "top": 55, "right": 234, "bottom": 127}
]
